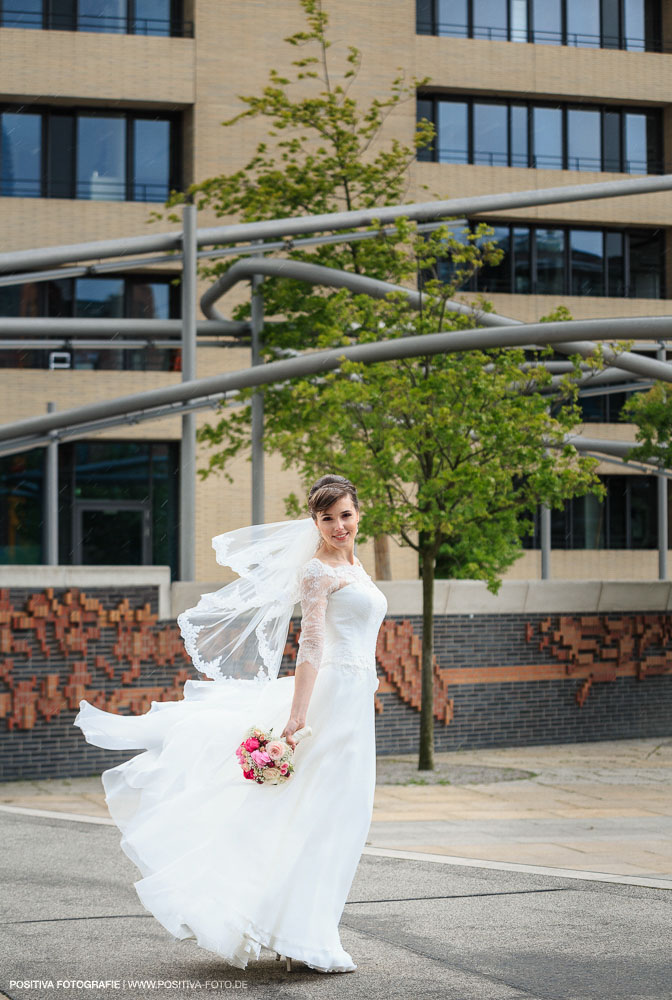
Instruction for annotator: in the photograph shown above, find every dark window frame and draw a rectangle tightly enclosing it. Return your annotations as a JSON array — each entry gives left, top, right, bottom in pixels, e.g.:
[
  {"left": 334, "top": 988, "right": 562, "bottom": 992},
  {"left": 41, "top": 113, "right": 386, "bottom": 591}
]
[
  {"left": 416, "top": 0, "right": 662, "bottom": 52},
  {"left": 0, "top": 0, "right": 192, "bottom": 37},
  {"left": 0, "top": 104, "right": 180, "bottom": 202},
  {"left": 418, "top": 94, "right": 663, "bottom": 175},
  {"left": 0, "top": 272, "right": 181, "bottom": 371},
  {"left": 522, "top": 474, "right": 658, "bottom": 549},
  {"left": 428, "top": 221, "right": 666, "bottom": 299}
]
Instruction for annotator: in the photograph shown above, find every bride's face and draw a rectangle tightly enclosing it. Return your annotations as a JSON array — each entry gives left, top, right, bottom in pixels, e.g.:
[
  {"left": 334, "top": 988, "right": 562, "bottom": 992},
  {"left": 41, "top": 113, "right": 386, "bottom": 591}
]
[{"left": 315, "top": 495, "right": 360, "bottom": 552}]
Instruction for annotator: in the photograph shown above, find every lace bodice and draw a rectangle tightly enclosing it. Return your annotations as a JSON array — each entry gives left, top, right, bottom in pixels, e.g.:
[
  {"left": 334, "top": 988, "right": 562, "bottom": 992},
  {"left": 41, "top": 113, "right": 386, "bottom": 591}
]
[{"left": 296, "top": 557, "right": 388, "bottom": 676}]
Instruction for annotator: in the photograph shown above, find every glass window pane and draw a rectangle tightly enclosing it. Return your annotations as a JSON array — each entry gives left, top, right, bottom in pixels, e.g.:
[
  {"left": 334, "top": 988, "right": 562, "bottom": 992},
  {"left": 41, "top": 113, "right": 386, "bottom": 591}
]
[
  {"left": 510, "top": 0, "right": 527, "bottom": 42},
  {"left": 567, "top": 109, "right": 601, "bottom": 172},
  {"left": 1, "top": 113, "right": 42, "bottom": 197},
  {"left": 77, "top": 116, "right": 126, "bottom": 200},
  {"left": 629, "top": 230, "right": 663, "bottom": 298},
  {"left": 1, "top": 0, "right": 42, "bottom": 27},
  {"left": 417, "top": 98, "right": 435, "bottom": 162},
  {"left": 78, "top": 0, "right": 126, "bottom": 32},
  {"left": 473, "top": 0, "right": 507, "bottom": 40},
  {"left": 625, "top": 113, "right": 648, "bottom": 174},
  {"left": 437, "top": 102, "right": 468, "bottom": 164},
  {"left": 476, "top": 226, "right": 510, "bottom": 292},
  {"left": 133, "top": 118, "right": 170, "bottom": 201},
  {"left": 473, "top": 104, "right": 508, "bottom": 166},
  {"left": 624, "top": 0, "right": 646, "bottom": 50},
  {"left": 607, "top": 477, "right": 627, "bottom": 547},
  {"left": 437, "top": 0, "right": 467, "bottom": 37},
  {"left": 605, "top": 231, "right": 625, "bottom": 296},
  {"left": 0, "top": 450, "right": 45, "bottom": 564},
  {"left": 47, "top": 114, "right": 75, "bottom": 198},
  {"left": 512, "top": 227, "right": 531, "bottom": 292},
  {"left": 566, "top": 0, "right": 600, "bottom": 47},
  {"left": 75, "top": 278, "right": 124, "bottom": 317},
  {"left": 535, "top": 229, "right": 565, "bottom": 294},
  {"left": 127, "top": 281, "right": 171, "bottom": 319},
  {"left": 46, "top": 279, "right": 74, "bottom": 317},
  {"left": 416, "top": 0, "right": 433, "bottom": 34},
  {"left": 601, "top": 0, "right": 621, "bottom": 48},
  {"left": 510, "top": 105, "right": 528, "bottom": 166},
  {"left": 603, "top": 111, "right": 622, "bottom": 172},
  {"left": 134, "top": 0, "right": 171, "bottom": 35},
  {"left": 75, "top": 442, "right": 150, "bottom": 501},
  {"left": 532, "top": 0, "right": 562, "bottom": 44},
  {"left": 532, "top": 107, "right": 563, "bottom": 169},
  {"left": 0, "top": 283, "right": 42, "bottom": 317},
  {"left": 629, "top": 477, "right": 656, "bottom": 548},
  {"left": 573, "top": 493, "right": 605, "bottom": 548},
  {"left": 570, "top": 230, "right": 604, "bottom": 296}
]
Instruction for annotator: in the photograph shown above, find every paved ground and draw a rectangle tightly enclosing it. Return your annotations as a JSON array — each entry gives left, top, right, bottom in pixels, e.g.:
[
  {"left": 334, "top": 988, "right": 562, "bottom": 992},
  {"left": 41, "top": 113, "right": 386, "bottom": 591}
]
[
  {"left": 1, "top": 738, "right": 671, "bottom": 1000},
  {"left": 3, "top": 737, "right": 671, "bottom": 879}
]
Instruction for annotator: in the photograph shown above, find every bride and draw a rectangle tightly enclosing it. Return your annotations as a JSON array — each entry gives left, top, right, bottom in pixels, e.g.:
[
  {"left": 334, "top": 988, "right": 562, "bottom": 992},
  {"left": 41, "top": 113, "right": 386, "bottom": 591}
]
[{"left": 74, "top": 474, "right": 388, "bottom": 974}]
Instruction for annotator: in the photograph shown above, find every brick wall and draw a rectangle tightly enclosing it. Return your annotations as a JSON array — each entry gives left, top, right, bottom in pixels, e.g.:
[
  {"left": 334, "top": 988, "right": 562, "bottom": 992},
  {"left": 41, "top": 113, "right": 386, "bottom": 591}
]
[{"left": 1, "top": 586, "right": 671, "bottom": 780}]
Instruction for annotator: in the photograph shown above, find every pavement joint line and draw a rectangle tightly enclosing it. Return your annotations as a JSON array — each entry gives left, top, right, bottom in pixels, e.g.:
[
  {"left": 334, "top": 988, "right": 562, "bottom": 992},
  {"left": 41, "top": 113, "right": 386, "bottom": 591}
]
[
  {"left": 362, "top": 847, "right": 672, "bottom": 890},
  {"left": 347, "top": 887, "right": 570, "bottom": 903},
  {"left": 4, "top": 805, "right": 671, "bottom": 892},
  {"left": 0, "top": 889, "right": 571, "bottom": 926}
]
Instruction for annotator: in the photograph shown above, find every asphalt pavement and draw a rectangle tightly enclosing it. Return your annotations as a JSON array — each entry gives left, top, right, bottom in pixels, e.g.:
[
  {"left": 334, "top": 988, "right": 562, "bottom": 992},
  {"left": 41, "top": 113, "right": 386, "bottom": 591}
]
[{"left": 1, "top": 738, "right": 671, "bottom": 1000}]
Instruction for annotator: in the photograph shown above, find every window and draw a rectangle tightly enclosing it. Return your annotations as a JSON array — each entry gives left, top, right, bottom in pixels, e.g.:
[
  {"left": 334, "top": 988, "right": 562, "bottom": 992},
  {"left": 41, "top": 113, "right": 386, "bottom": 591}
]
[
  {"left": 418, "top": 96, "right": 663, "bottom": 175},
  {"left": 0, "top": 274, "right": 181, "bottom": 371},
  {"left": 0, "top": 106, "right": 179, "bottom": 201},
  {"left": 522, "top": 475, "right": 658, "bottom": 549},
  {"left": 0, "top": 440, "right": 180, "bottom": 577},
  {"left": 417, "top": 0, "right": 662, "bottom": 51},
  {"left": 0, "top": 0, "right": 191, "bottom": 36},
  {"left": 445, "top": 223, "right": 665, "bottom": 299}
]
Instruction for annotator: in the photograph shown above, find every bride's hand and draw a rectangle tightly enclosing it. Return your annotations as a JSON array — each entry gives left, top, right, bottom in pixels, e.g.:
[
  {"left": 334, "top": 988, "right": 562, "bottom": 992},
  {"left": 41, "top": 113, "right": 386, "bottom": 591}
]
[{"left": 281, "top": 717, "right": 305, "bottom": 750}]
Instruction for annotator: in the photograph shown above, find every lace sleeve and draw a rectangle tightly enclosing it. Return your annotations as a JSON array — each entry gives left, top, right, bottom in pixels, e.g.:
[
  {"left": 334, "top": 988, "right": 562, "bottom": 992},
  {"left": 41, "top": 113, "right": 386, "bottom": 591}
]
[{"left": 296, "top": 559, "right": 337, "bottom": 673}]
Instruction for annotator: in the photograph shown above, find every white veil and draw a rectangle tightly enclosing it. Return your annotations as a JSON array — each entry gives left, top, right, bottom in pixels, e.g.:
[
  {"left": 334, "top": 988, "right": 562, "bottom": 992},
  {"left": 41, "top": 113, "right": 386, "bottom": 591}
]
[{"left": 177, "top": 517, "right": 320, "bottom": 684}]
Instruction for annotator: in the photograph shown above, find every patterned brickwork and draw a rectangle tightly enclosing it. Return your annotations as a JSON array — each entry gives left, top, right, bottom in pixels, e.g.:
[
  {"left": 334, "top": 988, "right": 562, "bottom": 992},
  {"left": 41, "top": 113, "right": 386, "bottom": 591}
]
[{"left": 1, "top": 588, "right": 671, "bottom": 779}]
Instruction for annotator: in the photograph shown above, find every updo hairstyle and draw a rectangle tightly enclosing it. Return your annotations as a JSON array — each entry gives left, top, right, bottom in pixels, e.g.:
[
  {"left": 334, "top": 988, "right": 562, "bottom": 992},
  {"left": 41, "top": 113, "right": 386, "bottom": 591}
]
[{"left": 307, "top": 475, "right": 359, "bottom": 521}]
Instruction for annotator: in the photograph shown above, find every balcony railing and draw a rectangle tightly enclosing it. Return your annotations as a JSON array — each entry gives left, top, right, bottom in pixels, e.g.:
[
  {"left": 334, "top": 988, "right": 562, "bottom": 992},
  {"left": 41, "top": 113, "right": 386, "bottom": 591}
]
[
  {"left": 417, "top": 20, "right": 665, "bottom": 52},
  {"left": 0, "top": 9, "right": 193, "bottom": 38}
]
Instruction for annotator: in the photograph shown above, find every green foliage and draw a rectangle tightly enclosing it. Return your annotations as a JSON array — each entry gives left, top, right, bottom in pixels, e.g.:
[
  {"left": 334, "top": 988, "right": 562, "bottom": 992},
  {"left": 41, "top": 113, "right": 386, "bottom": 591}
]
[{"left": 621, "top": 381, "right": 672, "bottom": 467}]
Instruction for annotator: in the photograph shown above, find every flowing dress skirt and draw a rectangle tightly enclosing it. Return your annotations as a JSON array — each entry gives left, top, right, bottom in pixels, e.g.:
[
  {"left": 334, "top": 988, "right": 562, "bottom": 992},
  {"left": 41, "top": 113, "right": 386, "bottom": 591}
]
[{"left": 75, "top": 664, "right": 379, "bottom": 972}]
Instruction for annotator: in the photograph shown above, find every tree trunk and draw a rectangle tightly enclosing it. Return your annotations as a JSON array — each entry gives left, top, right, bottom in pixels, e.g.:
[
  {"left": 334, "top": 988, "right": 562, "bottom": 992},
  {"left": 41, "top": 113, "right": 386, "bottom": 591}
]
[
  {"left": 418, "top": 544, "right": 435, "bottom": 771},
  {"left": 373, "top": 534, "right": 392, "bottom": 580}
]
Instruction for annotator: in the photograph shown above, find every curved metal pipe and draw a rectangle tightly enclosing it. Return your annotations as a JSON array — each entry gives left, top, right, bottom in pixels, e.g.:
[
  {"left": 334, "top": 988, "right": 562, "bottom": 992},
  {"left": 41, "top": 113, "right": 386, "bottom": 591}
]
[
  {"left": 2, "top": 174, "right": 672, "bottom": 275},
  {"left": 4, "top": 315, "right": 672, "bottom": 447}
]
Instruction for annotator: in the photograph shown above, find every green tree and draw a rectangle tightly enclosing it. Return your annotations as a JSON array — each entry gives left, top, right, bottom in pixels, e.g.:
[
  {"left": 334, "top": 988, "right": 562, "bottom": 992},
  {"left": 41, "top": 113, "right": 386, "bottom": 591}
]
[
  {"left": 169, "top": 0, "right": 603, "bottom": 770},
  {"left": 621, "top": 382, "right": 672, "bottom": 467}
]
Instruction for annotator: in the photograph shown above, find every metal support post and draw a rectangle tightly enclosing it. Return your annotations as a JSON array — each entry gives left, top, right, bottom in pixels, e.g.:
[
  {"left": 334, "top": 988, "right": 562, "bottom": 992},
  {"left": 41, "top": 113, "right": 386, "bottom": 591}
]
[
  {"left": 657, "top": 342, "right": 668, "bottom": 580},
  {"left": 540, "top": 504, "right": 551, "bottom": 580},
  {"left": 45, "top": 401, "right": 58, "bottom": 565},
  {"left": 251, "top": 251, "right": 264, "bottom": 525},
  {"left": 180, "top": 201, "right": 197, "bottom": 580}
]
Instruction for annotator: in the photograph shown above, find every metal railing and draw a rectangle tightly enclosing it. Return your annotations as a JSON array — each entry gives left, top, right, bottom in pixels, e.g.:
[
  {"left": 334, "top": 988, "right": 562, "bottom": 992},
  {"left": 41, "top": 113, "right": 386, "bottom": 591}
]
[
  {"left": 417, "top": 19, "right": 665, "bottom": 52},
  {"left": 0, "top": 179, "right": 171, "bottom": 202},
  {"left": 0, "top": 9, "right": 193, "bottom": 37},
  {"left": 434, "top": 148, "right": 661, "bottom": 175}
]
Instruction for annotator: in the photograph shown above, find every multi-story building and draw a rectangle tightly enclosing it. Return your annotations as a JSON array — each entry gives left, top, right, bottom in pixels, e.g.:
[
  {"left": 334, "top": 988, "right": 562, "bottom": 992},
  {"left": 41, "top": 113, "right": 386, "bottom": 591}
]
[{"left": 1, "top": 0, "right": 670, "bottom": 582}]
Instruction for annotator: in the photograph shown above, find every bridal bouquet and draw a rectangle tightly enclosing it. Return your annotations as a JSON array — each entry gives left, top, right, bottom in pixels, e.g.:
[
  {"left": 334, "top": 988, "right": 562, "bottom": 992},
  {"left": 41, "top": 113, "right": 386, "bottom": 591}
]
[{"left": 235, "top": 725, "right": 312, "bottom": 785}]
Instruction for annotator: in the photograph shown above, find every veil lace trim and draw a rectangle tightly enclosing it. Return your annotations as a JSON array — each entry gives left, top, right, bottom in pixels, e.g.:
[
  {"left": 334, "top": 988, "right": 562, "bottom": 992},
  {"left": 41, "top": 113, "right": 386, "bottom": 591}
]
[{"left": 177, "top": 518, "right": 320, "bottom": 683}]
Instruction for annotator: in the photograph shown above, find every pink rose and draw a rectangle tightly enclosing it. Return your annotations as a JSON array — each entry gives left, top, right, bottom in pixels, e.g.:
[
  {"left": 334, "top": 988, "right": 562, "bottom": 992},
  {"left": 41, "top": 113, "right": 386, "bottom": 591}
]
[
  {"left": 266, "top": 740, "right": 286, "bottom": 761},
  {"left": 251, "top": 748, "right": 271, "bottom": 767},
  {"left": 244, "top": 737, "right": 260, "bottom": 751},
  {"left": 280, "top": 763, "right": 289, "bottom": 775},
  {"left": 243, "top": 769, "right": 255, "bottom": 780}
]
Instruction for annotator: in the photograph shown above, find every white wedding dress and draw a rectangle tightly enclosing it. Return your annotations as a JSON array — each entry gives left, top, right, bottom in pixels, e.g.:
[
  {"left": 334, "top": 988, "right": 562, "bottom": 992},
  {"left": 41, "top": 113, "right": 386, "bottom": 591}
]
[{"left": 74, "top": 553, "right": 387, "bottom": 973}]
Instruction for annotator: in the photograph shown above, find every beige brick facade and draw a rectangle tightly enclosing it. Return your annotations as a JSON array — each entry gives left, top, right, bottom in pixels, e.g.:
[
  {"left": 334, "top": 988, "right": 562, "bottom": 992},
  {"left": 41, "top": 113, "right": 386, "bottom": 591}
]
[{"left": 1, "top": 1, "right": 670, "bottom": 582}]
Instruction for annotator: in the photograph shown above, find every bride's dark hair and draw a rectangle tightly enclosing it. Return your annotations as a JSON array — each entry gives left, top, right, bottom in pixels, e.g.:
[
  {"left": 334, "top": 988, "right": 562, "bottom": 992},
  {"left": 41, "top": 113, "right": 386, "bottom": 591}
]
[{"left": 307, "top": 475, "right": 359, "bottom": 519}]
